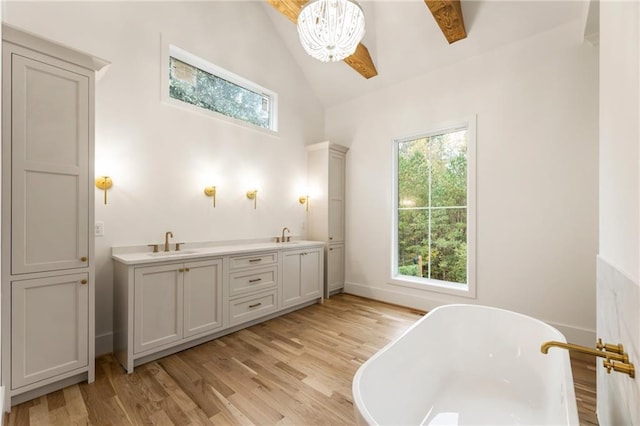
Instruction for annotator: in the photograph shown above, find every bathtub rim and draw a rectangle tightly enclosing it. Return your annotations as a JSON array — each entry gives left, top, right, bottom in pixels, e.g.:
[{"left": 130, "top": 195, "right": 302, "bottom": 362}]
[{"left": 352, "top": 303, "right": 579, "bottom": 426}]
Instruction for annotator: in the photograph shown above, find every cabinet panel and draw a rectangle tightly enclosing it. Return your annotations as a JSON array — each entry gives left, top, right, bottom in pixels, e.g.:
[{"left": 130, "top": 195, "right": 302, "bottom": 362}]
[
  {"left": 229, "top": 290, "right": 277, "bottom": 326},
  {"left": 229, "top": 266, "right": 277, "bottom": 298},
  {"left": 184, "top": 259, "right": 223, "bottom": 338},
  {"left": 134, "top": 264, "right": 183, "bottom": 354},
  {"left": 282, "top": 251, "right": 303, "bottom": 307},
  {"left": 327, "top": 244, "right": 345, "bottom": 294},
  {"left": 11, "top": 274, "right": 89, "bottom": 389},
  {"left": 229, "top": 251, "right": 278, "bottom": 270},
  {"left": 10, "top": 53, "right": 89, "bottom": 274},
  {"left": 328, "top": 198, "right": 344, "bottom": 243},
  {"left": 301, "top": 250, "right": 322, "bottom": 298},
  {"left": 328, "top": 150, "right": 345, "bottom": 198}
]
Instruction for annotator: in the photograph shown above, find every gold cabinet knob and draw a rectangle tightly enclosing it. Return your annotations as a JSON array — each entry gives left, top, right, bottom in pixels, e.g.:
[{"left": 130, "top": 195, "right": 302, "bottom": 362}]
[
  {"left": 80, "top": 279, "right": 88, "bottom": 285},
  {"left": 80, "top": 256, "right": 88, "bottom": 262}
]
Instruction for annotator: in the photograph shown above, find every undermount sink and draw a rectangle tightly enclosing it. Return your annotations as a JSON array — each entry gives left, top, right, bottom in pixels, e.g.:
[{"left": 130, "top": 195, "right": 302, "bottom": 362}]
[{"left": 147, "top": 249, "right": 200, "bottom": 257}]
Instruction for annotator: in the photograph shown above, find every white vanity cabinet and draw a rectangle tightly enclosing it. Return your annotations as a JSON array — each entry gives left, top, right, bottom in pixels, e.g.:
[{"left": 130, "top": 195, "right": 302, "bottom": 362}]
[
  {"left": 115, "top": 258, "right": 223, "bottom": 371},
  {"left": 1, "top": 25, "right": 109, "bottom": 405},
  {"left": 113, "top": 242, "right": 323, "bottom": 373},
  {"left": 282, "top": 248, "right": 322, "bottom": 308}
]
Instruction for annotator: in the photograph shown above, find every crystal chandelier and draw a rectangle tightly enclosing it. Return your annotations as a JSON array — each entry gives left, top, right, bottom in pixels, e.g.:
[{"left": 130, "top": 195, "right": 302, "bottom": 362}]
[{"left": 297, "top": 0, "right": 366, "bottom": 63}]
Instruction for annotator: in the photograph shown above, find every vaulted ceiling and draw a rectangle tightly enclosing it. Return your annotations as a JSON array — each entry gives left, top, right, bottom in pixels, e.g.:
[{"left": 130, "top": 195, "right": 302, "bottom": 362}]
[{"left": 261, "top": 0, "right": 589, "bottom": 107}]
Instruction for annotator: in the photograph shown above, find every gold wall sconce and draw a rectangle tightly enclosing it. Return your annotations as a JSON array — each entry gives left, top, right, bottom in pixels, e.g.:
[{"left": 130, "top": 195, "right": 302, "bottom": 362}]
[
  {"left": 299, "top": 195, "right": 310, "bottom": 212},
  {"left": 246, "top": 190, "right": 258, "bottom": 209},
  {"left": 204, "top": 186, "right": 217, "bottom": 207},
  {"left": 95, "top": 176, "right": 113, "bottom": 205}
]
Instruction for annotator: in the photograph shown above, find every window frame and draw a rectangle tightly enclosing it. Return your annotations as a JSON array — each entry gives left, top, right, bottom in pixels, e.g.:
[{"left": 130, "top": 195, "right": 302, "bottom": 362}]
[
  {"left": 390, "top": 116, "right": 477, "bottom": 298},
  {"left": 160, "top": 41, "right": 278, "bottom": 133}
]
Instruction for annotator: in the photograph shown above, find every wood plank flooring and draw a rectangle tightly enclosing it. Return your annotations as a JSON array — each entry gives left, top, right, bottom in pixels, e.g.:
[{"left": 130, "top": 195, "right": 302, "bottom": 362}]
[{"left": 5, "top": 294, "right": 598, "bottom": 425}]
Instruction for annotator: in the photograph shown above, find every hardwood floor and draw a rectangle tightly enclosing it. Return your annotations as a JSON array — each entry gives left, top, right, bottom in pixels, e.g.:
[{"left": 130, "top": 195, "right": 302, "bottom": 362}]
[{"left": 5, "top": 294, "right": 598, "bottom": 425}]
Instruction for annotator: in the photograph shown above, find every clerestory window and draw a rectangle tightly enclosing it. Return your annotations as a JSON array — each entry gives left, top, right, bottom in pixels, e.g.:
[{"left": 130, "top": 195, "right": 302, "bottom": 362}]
[{"left": 167, "top": 45, "right": 277, "bottom": 131}]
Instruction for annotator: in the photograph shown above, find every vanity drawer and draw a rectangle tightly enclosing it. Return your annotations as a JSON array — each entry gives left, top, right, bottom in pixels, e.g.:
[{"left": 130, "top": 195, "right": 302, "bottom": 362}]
[
  {"left": 229, "top": 290, "right": 277, "bottom": 326},
  {"left": 229, "top": 267, "right": 277, "bottom": 297},
  {"left": 229, "top": 251, "right": 278, "bottom": 270}
]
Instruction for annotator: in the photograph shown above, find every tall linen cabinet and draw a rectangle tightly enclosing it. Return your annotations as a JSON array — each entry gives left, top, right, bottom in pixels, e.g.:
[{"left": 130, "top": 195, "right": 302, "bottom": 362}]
[
  {"left": 306, "top": 142, "right": 348, "bottom": 297},
  {"left": 1, "top": 25, "right": 108, "bottom": 407}
]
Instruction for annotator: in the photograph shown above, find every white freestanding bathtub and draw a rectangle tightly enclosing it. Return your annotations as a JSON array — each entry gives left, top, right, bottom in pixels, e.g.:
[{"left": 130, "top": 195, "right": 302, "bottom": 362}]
[{"left": 353, "top": 304, "right": 579, "bottom": 425}]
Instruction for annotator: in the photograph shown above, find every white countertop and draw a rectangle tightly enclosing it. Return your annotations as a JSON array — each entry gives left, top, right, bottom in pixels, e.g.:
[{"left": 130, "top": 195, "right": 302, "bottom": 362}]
[{"left": 111, "top": 239, "right": 325, "bottom": 265}]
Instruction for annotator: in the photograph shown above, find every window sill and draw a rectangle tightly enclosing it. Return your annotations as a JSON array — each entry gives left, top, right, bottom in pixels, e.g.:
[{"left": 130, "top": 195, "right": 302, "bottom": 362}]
[{"left": 389, "top": 275, "right": 476, "bottom": 299}]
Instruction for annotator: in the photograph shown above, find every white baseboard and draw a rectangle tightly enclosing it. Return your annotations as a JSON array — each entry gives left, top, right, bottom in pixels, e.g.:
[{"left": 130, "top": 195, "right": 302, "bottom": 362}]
[
  {"left": 95, "top": 332, "right": 113, "bottom": 357},
  {"left": 344, "top": 281, "right": 596, "bottom": 347}
]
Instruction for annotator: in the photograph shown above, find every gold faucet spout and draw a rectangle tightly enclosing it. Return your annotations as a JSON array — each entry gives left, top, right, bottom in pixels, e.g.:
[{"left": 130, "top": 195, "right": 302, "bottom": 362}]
[
  {"left": 164, "top": 231, "right": 174, "bottom": 252},
  {"left": 281, "top": 227, "right": 290, "bottom": 243},
  {"left": 541, "top": 341, "right": 629, "bottom": 363}
]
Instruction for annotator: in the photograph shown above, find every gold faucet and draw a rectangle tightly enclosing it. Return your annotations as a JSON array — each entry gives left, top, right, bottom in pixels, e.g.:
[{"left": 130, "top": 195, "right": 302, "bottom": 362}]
[
  {"left": 541, "top": 341, "right": 629, "bottom": 363},
  {"left": 281, "top": 227, "right": 290, "bottom": 243},
  {"left": 541, "top": 340, "right": 635, "bottom": 378},
  {"left": 164, "top": 231, "right": 174, "bottom": 252}
]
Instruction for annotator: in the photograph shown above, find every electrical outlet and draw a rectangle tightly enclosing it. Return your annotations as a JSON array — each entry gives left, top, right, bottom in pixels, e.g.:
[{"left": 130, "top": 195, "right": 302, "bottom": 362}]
[{"left": 95, "top": 221, "right": 104, "bottom": 237}]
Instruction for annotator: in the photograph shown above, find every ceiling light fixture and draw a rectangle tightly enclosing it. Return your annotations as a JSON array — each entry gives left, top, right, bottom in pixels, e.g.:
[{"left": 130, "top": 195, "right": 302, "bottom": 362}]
[{"left": 297, "top": 0, "right": 366, "bottom": 63}]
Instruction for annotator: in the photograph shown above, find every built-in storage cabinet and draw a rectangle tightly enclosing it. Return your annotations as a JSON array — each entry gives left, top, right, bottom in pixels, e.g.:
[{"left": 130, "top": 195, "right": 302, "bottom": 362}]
[
  {"left": 11, "top": 273, "right": 89, "bottom": 389},
  {"left": 2, "top": 25, "right": 108, "bottom": 406},
  {"left": 282, "top": 248, "right": 322, "bottom": 308},
  {"left": 133, "top": 259, "right": 223, "bottom": 354},
  {"left": 113, "top": 243, "right": 322, "bottom": 373},
  {"left": 307, "top": 142, "right": 348, "bottom": 297}
]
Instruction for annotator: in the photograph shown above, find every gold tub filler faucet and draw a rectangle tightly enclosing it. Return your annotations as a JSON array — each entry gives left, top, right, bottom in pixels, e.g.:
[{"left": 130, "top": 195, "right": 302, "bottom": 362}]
[{"left": 541, "top": 338, "right": 635, "bottom": 378}]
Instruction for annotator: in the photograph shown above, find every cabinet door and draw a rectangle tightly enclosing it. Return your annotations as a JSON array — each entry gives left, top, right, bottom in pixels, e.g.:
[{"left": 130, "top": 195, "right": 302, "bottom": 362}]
[
  {"left": 282, "top": 251, "right": 303, "bottom": 308},
  {"left": 282, "top": 249, "right": 322, "bottom": 308},
  {"left": 11, "top": 274, "right": 89, "bottom": 389},
  {"left": 328, "top": 150, "right": 345, "bottom": 243},
  {"left": 10, "top": 53, "right": 90, "bottom": 274},
  {"left": 183, "top": 259, "right": 223, "bottom": 338},
  {"left": 301, "top": 249, "right": 322, "bottom": 299},
  {"left": 327, "top": 244, "right": 345, "bottom": 294},
  {"left": 134, "top": 264, "right": 183, "bottom": 354}
]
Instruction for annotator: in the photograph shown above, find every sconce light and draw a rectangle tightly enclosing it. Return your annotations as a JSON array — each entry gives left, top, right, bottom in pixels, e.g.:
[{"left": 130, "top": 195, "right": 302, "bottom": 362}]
[
  {"left": 246, "top": 189, "right": 258, "bottom": 209},
  {"left": 204, "top": 186, "right": 217, "bottom": 207},
  {"left": 95, "top": 176, "right": 113, "bottom": 205},
  {"left": 299, "top": 195, "right": 310, "bottom": 212}
]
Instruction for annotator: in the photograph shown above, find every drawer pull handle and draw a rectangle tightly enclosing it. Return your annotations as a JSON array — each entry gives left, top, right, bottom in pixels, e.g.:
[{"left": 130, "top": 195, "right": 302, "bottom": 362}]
[
  {"left": 80, "top": 279, "right": 88, "bottom": 285},
  {"left": 249, "top": 258, "right": 262, "bottom": 263},
  {"left": 329, "top": 248, "right": 333, "bottom": 251},
  {"left": 185, "top": 268, "right": 190, "bottom": 272},
  {"left": 178, "top": 268, "right": 185, "bottom": 272},
  {"left": 248, "top": 302, "right": 262, "bottom": 308},
  {"left": 249, "top": 278, "right": 262, "bottom": 283},
  {"left": 80, "top": 256, "right": 88, "bottom": 262}
]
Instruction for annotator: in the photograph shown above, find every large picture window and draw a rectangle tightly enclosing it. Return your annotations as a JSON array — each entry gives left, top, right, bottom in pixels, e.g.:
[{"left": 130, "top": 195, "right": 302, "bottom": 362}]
[{"left": 393, "top": 118, "right": 476, "bottom": 297}]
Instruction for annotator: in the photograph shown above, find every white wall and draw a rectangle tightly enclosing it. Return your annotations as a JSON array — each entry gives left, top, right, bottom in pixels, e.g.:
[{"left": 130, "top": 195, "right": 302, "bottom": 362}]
[
  {"left": 3, "top": 1, "right": 325, "bottom": 354},
  {"left": 597, "top": 1, "right": 640, "bottom": 424},
  {"left": 325, "top": 20, "right": 599, "bottom": 344}
]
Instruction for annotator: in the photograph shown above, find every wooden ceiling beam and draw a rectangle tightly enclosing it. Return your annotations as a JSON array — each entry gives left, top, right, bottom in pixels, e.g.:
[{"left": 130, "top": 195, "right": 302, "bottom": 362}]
[
  {"left": 265, "top": 0, "right": 378, "bottom": 79},
  {"left": 424, "top": 0, "right": 467, "bottom": 44}
]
